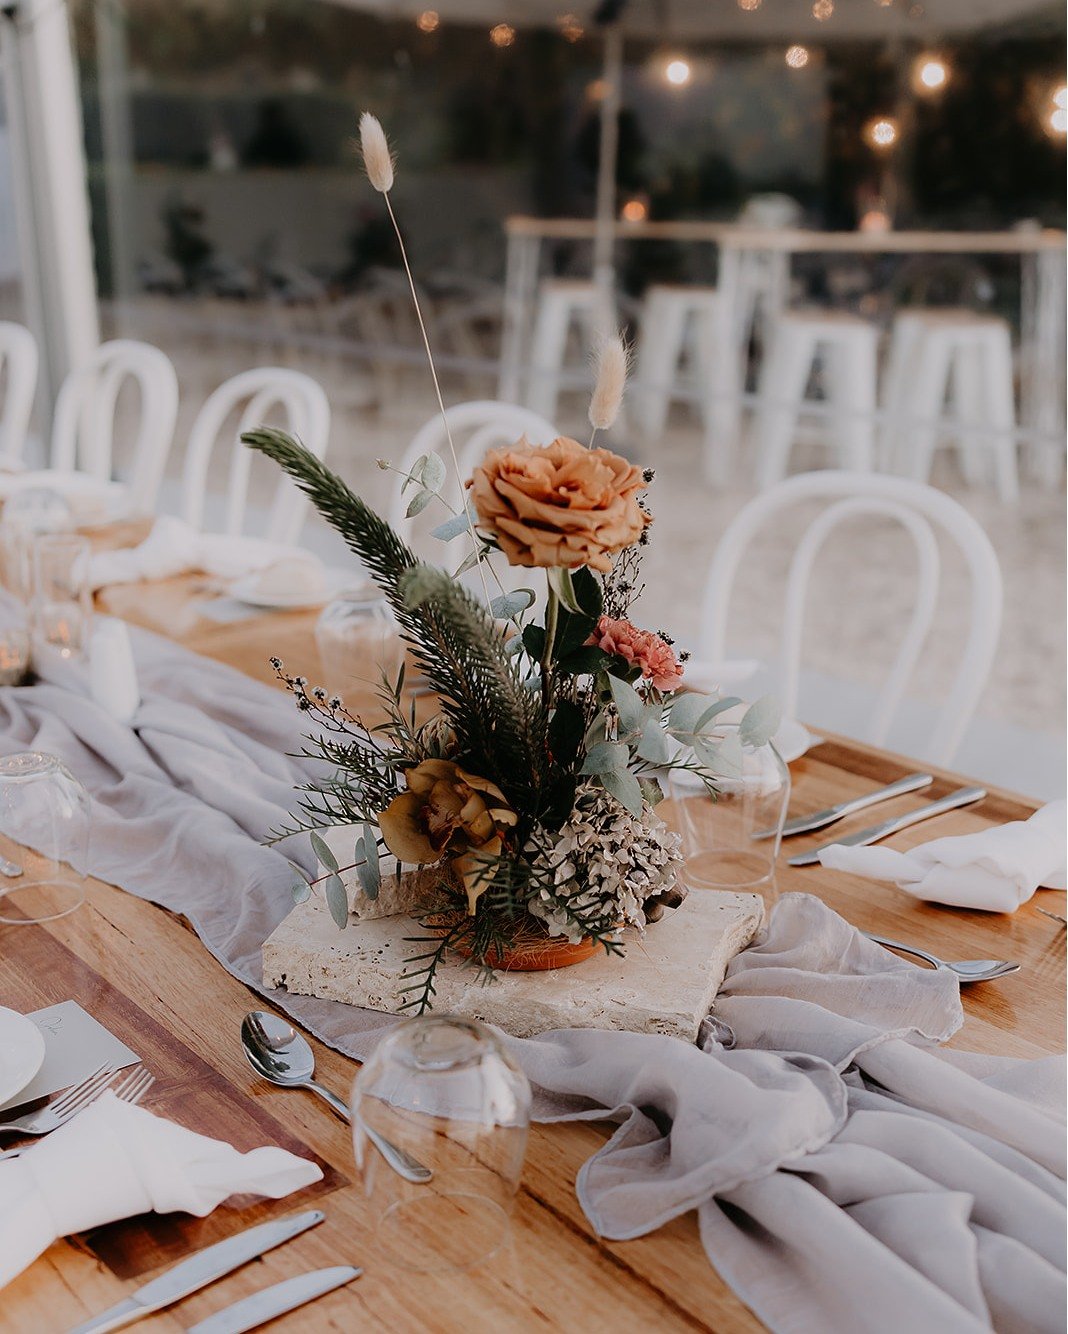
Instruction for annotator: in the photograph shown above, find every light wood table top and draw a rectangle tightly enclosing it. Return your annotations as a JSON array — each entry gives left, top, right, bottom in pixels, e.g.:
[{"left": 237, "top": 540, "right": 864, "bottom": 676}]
[{"left": 1, "top": 569, "right": 1063, "bottom": 1333}]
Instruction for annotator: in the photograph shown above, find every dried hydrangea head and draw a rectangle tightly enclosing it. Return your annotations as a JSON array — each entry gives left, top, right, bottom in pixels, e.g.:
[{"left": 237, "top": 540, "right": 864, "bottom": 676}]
[{"left": 359, "top": 111, "right": 394, "bottom": 193}]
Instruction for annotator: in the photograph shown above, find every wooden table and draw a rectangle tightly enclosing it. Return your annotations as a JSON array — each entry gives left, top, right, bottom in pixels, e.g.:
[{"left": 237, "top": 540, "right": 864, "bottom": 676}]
[{"left": 2, "top": 575, "right": 1064, "bottom": 1333}]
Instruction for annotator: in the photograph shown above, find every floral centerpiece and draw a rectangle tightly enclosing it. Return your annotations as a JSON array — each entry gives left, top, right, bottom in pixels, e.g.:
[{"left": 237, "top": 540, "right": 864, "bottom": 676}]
[{"left": 244, "top": 114, "right": 777, "bottom": 1013}]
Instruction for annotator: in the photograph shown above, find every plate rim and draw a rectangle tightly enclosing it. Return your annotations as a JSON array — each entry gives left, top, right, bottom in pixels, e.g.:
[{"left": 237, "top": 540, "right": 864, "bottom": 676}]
[{"left": 0, "top": 1006, "right": 46, "bottom": 1107}]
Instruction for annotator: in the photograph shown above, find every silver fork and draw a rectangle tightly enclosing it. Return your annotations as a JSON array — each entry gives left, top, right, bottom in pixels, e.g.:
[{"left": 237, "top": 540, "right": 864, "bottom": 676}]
[
  {"left": 0, "top": 1065, "right": 154, "bottom": 1161},
  {"left": 0, "top": 1064, "right": 116, "bottom": 1137}
]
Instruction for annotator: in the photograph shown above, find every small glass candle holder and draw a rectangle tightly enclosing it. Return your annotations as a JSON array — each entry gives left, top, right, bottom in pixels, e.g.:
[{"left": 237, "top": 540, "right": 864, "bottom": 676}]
[
  {"left": 32, "top": 534, "right": 92, "bottom": 660},
  {"left": 0, "top": 487, "right": 73, "bottom": 602},
  {"left": 0, "top": 628, "right": 31, "bottom": 685},
  {"left": 352, "top": 1016, "right": 530, "bottom": 1274},
  {"left": 315, "top": 586, "right": 404, "bottom": 690},
  {"left": 666, "top": 723, "right": 790, "bottom": 893},
  {"left": 0, "top": 752, "right": 89, "bottom": 924}
]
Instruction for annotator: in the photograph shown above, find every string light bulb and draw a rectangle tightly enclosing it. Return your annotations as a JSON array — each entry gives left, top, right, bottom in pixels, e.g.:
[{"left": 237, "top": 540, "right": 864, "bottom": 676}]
[
  {"left": 489, "top": 23, "right": 515, "bottom": 48},
  {"left": 864, "top": 116, "right": 898, "bottom": 149},
  {"left": 1050, "top": 85, "right": 1067, "bottom": 135},
  {"left": 785, "top": 45, "right": 810, "bottom": 70},
  {"left": 812, "top": 0, "right": 834, "bottom": 20},
  {"left": 737, "top": 0, "right": 762, "bottom": 9},
  {"left": 914, "top": 54, "right": 949, "bottom": 92},
  {"left": 416, "top": 9, "right": 439, "bottom": 32},
  {"left": 557, "top": 14, "right": 584, "bottom": 42},
  {"left": 664, "top": 57, "right": 692, "bottom": 87},
  {"left": 620, "top": 197, "right": 648, "bottom": 222}
]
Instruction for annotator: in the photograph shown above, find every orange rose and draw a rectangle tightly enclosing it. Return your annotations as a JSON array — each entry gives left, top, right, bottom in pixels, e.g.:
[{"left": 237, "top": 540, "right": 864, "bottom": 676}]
[
  {"left": 378, "top": 759, "right": 517, "bottom": 913},
  {"left": 467, "top": 435, "right": 650, "bottom": 572}
]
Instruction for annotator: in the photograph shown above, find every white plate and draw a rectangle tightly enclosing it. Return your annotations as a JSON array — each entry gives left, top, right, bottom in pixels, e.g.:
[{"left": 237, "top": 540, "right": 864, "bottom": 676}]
[
  {"left": 227, "top": 570, "right": 333, "bottom": 610},
  {"left": 0, "top": 1007, "right": 46, "bottom": 1108},
  {"left": 772, "top": 717, "right": 814, "bottom": 764}
]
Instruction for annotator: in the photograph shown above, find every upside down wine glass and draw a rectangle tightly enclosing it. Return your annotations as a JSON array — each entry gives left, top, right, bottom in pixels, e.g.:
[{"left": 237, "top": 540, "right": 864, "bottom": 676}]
[{"left": 351, "top": 1016, "right": 531, "bottom": 1273}]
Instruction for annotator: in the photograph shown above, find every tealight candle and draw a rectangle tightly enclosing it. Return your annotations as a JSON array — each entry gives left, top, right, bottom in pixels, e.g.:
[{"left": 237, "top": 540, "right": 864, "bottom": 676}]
[{"left": 0, "top": 628, "right": 30, "bottom": 685}]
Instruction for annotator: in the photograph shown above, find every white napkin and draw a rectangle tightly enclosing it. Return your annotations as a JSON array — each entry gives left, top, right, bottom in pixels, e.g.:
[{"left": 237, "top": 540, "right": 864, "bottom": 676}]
[
  {"left": 818, "top": 799, "right": 1067, "bottom": 912},
  {"left": 88, "top": 515, "right": 325, "bottom": 591},
  {"left": 89, "top": 618, "right": 140, "bottom": 723},
  {"left": 0, "top": 470, "right": 126, "bottom": 526},
  {"left": 0, "top": 1091, "right": 323, "bottom": 1288}
]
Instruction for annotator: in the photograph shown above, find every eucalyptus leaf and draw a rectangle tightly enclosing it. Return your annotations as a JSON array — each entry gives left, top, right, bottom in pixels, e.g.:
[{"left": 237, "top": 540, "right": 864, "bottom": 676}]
[
  {"left": 694, "top": 695, "right": 744, "bottom": 732},
  {"left": 668, "top": 692, "right": 718, "bottom": 733},
  {"left": 739, "top": 694, "right": 782, "bottom": 748},
  {"left": 430, "top": 506, "right": 476, "bottom": 542},
  {"left": 580, "top": 739, "right": 628, "bottom": 776},
  {"left": 356, "top": 824, "right": 381, "bottom": 900},
  {"left": 310, "top": 831, "right": 338, "bottom": 872},
  {"left": 490, "top": 589, "right": 535, "bottom": 620},
  {"left": 639, "top": 777, "right": 665, "bottom": 807},
  {"left": 713, "top": 731, "right": 746, "bottom": 778},
  {"left": 291, "top": 879, "right": 311, "bottom": 905},
  {"left": 401, "top": 455, "right": 427, "bottom": 494},
  {"left": 636, "top": 720, "right": 673, "bottom": 765},
  {"left": 420, "top": 452, "right": 447, "bottom": 494},
  {"left": 324, "top": 872, "right": 349, "bottom": 929},
  {"left": 547, "top": 565, "right": 583, "bottom": 613},
  {"left": 405, "top": 488, "right": 434, "bottom": 519},
  {"left": 452, "top": 546, "right": 485, "bottom": 578},
  {"left": 601, "top": 767, "right": 644, "bottom": 818},
  {"left": 608, "top": 674, "right": 646, "bottom": 735}
]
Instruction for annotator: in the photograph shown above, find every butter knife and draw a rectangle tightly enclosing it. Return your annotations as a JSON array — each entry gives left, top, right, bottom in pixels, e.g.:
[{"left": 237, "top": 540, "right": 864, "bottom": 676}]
[
  {"left": 788, "top": 785, "right": 986, "bottom": 867},
  {"left": 67, "top": 1210, "right": 325, "bottom": 1334},
  {"left": 753, "top": 772, "right": 933, "bottom": 840},
  {"left": 186, "top": 1266, "right": 361, "bottom": 1334}
]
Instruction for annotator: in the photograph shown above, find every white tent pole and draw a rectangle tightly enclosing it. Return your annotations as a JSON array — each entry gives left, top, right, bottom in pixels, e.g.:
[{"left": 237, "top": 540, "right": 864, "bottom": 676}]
[
  {"left": 0, "top": 0, "right": 99, "bottom": 410},
  {"left": 592, "top": 22, "right": 623, "bottom": 338}
]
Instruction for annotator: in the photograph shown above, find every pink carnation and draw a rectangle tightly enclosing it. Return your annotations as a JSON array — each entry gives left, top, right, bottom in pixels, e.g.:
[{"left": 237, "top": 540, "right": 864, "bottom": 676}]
[{"left": 588, "top": 615, "right": 684, "bottom": 692}]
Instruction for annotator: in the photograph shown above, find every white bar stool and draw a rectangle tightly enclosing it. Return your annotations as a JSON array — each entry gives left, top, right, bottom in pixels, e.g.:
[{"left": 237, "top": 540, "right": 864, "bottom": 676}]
[
  {"left": 754, "top": 311, "right": 878, "bottom": 489},
  {"left": 524, "top": 278, "right": 600, "bottom": 421},
  {"left": 880, "top": 310, "right": 1019, "bottom": 503},
  {"left": 633, "top": 284, "right": 720, "bottom": 440}
]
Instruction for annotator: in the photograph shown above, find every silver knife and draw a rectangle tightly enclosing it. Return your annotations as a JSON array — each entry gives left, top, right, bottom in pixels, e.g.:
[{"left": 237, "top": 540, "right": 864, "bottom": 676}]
[
  {"left": 186, "top": 1266, "right": 361, "bottom": 1334},
  {"left": 67, "top": 1210, "right": 326, "bottom": 1334},
  {"left": 754, "top": 772, "right": 933, "bottom": 840},
  {"left": 788, "top": 785, "right": 987, "bottom": 867}
]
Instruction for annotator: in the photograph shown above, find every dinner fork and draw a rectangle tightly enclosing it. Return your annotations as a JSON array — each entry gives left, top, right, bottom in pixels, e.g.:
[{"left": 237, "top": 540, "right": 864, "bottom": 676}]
[
  {"left": 0, "top": 1065, "right": 155, "bottom": 1160},
  {"left": 0, "top": 1063, "right": 116, "bottom": 1137}
]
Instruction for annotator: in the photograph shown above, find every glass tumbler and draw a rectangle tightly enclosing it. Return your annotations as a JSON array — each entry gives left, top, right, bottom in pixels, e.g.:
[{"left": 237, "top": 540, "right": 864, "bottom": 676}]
[
  {"left": 0, "top": 752, "right": 90, "bottom": 924},
  {"left": 315, "top": 586, "right": 404, "bottom": 690},
  {"left": 666, "top": 723, "right": 790, "bottom": 892},
  {"left": 0, "top": 487, "right": 74, "bottom": 602},
  {"left": 351, "top": 1016, "right": 531, "bottom": 1273},
  {"left": 32, "top": 534, "right": 92, "bottom": 659}
]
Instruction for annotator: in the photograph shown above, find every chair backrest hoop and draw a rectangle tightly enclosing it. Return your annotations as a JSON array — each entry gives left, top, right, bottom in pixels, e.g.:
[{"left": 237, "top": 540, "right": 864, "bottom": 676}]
[
  {"left": 51, "top": 339, "right": 179, "bottom": 511},
  {"left": 388, "top": 400, "right": 558, "bottom": 540},
  {"left": 182, "top": 367, "right": 330, "bottom": 544},
  {"left": 0, "top": 322, "right": 38, "bottom": 465},
  {"left": 699, "top": 470, "right": 1003, "bottom": 765}
]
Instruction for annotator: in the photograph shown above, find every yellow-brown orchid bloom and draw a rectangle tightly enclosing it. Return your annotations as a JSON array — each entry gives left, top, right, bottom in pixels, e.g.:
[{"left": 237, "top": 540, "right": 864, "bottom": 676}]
[{"left": 378, "top": 758, "right": 517, "bottom": 913}]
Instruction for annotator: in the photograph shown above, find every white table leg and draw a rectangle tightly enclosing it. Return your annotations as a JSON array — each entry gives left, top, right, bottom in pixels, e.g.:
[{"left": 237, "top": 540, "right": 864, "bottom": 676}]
[
  {"left": 1020, "top": 248, "right": 1067, "bottom": 485},
  {"left": 498, "top": 233, "right": 540, "bottom": 403}
]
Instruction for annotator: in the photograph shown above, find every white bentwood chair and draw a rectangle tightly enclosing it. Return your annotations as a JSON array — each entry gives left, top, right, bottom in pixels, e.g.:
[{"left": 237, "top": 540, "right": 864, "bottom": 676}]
[
  {"left": 388, "top": 400, "right": 557, "bottom": 548},
  {"left": 698, "top": 471, "right": 1003, "bottom": 767},
  {"left": 0, "top": 322, "right": 38, "bottom": 466},
  {"left": 51, "top": 339, "right": 179, "bottom": 512},
  {"left": 182, "top": 367, "right": 330, "bottom": 544}
]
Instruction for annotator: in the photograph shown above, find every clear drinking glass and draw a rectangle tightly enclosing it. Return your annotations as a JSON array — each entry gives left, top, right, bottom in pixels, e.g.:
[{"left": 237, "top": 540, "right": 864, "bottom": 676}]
[
  {"left": 0, "top": 487, "right": 74, "bottom": 602},
  {"left": 666, "top": 723, "right": 790, "bottom": 892},
  {"left": 351, "top": 1016, "right": 531, "bottom": 1274},
  {"left": 32, "top": 534, "right": 92, "bottom": 659},
  {"left": 0, "top": 752, "right": 89, "bottom": 924},
  {"left": 315, "top": 586, "right": 404, "bottom": 689}
]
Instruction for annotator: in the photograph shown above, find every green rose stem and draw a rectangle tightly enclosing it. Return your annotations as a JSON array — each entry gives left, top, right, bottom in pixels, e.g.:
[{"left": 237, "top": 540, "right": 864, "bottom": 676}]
[{"left": 541, "top": 581, "right": 560, "bottom": 709}]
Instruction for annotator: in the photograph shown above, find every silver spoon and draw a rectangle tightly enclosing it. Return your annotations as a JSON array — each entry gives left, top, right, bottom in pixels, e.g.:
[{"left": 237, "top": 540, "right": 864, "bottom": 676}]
[
  {"left": 241, "top": 1010, "right": 433, "bottom": 1184},
  {"left": 864, "top": 933, "right": 1020, "bottom": 982}
]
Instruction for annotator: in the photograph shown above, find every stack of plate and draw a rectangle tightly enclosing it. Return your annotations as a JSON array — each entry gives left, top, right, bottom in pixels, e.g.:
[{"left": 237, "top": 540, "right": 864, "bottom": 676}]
[{"left": 0, "top": 1007, "right": 45, "bottom": 1109}]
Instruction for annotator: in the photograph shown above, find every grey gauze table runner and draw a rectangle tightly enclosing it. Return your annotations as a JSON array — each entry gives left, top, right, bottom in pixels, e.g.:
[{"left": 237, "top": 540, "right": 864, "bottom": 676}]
[{"left": 0, "top": 609, "right": 1063, "bottom": 1334}]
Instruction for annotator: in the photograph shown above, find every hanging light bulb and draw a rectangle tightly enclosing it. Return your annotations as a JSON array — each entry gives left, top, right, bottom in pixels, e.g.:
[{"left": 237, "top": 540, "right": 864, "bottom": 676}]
[
  {"left": 785, "top": 45, "right": 810, "bottom": 70},
  {"left": 913, "top": 54, "right": 949, "bottom": 92},
  {"left": 621, "top": 196, "right": 649, "bottom": 222},
  {"left": 664, "top": 57, "right": 693, "bottom": 87},
  {"left": 416, "top": 9, "right": 439, "bottom": 32},
  {"left": 737, "top": 0, "right": 762, "bottom": 9},
  {"left": 557, "top": 14, "right": 584, "bottom": 42},
  {"left": 489, "top": 23, "right": 516, "bottom": 48},
  {"left": 864, "top": 115, "right": 898, "bottom": 149},
  {"left": 812, "top": 0, "right": 834, "bottom": 21}
]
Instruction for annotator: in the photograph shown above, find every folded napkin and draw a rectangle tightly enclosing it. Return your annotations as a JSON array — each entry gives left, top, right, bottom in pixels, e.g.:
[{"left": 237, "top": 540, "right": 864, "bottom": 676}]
[
  {"left": 0, "top": 1091, "right": 322, "bottom": 1289},
  {"left": 819, "top": 799, "right": 1067, "bottom": 912},
  {"left": 0, "top": 470, "right": 126, "bottom": 527},
  {"left": 88, "top": 515, "right": 325, "bottom": 592}
]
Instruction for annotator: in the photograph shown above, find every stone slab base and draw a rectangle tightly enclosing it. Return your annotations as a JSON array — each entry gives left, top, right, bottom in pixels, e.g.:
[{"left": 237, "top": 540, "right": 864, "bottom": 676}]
[{"left": 262, "top": 889, "right": 764, "bottom": 1041}]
